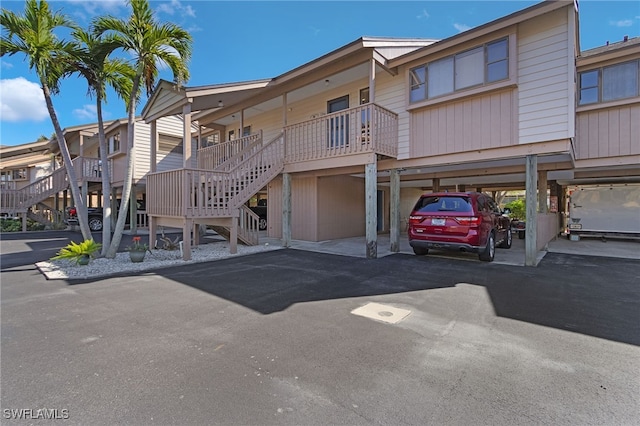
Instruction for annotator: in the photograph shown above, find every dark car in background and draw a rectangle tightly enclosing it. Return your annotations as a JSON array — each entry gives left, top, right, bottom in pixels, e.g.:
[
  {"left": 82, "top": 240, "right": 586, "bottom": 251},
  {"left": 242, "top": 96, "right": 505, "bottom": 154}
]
[
  {"left": 65, "top": 200, "right": 146, "bottom": 232},
  {"left": 250, "top": 199, "right": 267, "bottom": 230},
  {"left": 408, "top": 192, "right": 512, "bottom": 262}
]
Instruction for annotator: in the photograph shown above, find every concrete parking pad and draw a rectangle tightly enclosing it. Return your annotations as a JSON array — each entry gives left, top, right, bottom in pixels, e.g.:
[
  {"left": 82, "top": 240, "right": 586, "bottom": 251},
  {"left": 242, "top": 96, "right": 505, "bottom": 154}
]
[{"left": 1, "top": 234, "right": 639, "bottom": 425}]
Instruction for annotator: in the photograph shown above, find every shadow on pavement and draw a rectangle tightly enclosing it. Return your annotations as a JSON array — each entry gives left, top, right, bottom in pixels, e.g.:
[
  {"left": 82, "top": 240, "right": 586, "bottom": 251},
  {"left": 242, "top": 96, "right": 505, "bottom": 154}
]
[{"left": 72, "top": 249, "right": 640, "bottom": 347}]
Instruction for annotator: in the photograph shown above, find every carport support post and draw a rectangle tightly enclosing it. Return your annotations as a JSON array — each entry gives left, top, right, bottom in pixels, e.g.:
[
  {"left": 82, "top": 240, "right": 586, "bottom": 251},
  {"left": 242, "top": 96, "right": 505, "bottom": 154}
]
[
  {"left": 390, "top": 169, "right": 400, "bottom": 252},
  {"left": 538, "top": 170, "right": 548, "bottom": 213},
  {"left": 365, "top": 162, "right": 377, "bottom": 259},
  {"left": 230, "top": 216, "right": 238, "bottom": 254},
  {"left": 182, "top": 218, "right": 192, "bottom": 260},
  {"left": 432, "top": 178, "right": 440, "bottom": 192},
  {"left": 282, "top": 173, "right": 291, "bottom": 248},
  {"left": 525, "top": 154, "right": 538, "bottom": 266}
]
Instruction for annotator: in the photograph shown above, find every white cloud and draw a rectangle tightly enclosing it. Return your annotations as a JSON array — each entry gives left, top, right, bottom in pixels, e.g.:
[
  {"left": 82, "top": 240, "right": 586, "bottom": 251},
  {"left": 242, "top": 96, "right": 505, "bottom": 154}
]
[
  {"left": 157, "top": 0, "right": 196, "bottom": 19},
  {"left": 65, "top": 0, "right": 126, "bottom": 16},
  {"left": 73, "top": 104, "right": 98, "bottom": 121},
  {"left": 417, "top": 9, "right": 430, "bottom": 20},
  {"left": 1, "top": 60, "right": 13, "bottom": 69},
  {"left": 453, "top": 23, "right": 471, "bottom": 33},
  {"left": 609, "top": 19, "right": 634, "bottom": 27},
  {"left": 0, "top": 78, "right": 48, "bottom": 123}
]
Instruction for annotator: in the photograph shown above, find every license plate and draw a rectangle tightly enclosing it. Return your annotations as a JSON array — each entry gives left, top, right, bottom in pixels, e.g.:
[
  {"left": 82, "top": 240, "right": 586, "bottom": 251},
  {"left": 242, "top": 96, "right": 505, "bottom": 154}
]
[
  {"left": 432, "top": 218, "right": 446, "bottom": 226},
  {"left": 568, "top": 223, "right": 582, "bottom": 230}
]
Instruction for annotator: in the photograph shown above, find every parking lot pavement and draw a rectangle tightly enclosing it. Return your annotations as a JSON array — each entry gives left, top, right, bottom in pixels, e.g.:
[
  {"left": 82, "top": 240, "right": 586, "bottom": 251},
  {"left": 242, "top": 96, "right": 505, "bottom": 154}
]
[{"left": 1, "top": 242, "right": 639, "bottom": 424}]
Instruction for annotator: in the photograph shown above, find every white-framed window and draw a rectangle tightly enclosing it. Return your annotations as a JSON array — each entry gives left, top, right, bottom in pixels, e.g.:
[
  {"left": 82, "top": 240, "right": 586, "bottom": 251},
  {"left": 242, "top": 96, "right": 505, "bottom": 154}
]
[
  {"left": 1, "top": 168, "right": 28, "bottom": 181},
  {"left": 200, "top": 132, "right": 220, "bottom": 148},
  {"left": 409, "top": 37, "right": 510, "bottom": 103},
  {"left": 579, "top": 60, "right": 640, "bottom": 105}
]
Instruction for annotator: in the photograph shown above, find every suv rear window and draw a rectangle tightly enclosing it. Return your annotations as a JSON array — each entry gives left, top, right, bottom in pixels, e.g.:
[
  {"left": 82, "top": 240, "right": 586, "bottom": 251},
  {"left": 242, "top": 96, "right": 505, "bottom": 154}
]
[{"left": 413, "top": 196, "right": 473, "bottom": 213}]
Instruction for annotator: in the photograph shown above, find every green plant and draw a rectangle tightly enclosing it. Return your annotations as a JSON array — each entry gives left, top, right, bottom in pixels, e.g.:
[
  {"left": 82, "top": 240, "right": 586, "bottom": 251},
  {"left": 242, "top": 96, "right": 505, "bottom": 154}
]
[
  {"left": 0, "top": 218, "right": 21, "bottom": 232},
  {"left": 504, "top": 199, "right": 526, "bottom": 220},
  {"left": 126, "top": 236, "right": 150, "bottom": 253},
  {"left": 51, "top": 239, "right": 102, "bottom": 264}
]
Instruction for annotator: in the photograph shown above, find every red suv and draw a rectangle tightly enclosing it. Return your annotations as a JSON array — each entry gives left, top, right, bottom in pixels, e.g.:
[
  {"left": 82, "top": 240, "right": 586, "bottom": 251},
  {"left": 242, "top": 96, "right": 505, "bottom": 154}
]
[{"left": 408, "top": 192, "right": 512, "bottom": 262}]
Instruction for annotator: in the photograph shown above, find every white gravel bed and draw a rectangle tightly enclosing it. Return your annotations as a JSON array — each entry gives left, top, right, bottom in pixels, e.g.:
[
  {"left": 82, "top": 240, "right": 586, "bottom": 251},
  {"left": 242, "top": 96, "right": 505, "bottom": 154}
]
[{"left": 36, "top": 242, "right": 282, "bottom": 280}]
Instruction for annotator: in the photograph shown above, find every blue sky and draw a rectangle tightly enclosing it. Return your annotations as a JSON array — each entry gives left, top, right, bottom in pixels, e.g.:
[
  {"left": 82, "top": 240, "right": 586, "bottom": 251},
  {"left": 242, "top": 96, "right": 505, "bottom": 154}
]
[{"left": 1, "top": 0, "right": 639, "bottom": 146}]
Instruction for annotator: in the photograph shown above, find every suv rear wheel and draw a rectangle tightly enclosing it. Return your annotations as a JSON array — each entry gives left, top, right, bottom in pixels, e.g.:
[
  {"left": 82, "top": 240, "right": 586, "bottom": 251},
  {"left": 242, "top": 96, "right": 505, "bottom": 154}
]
[
  {"left": 88, "top": 216, "right": 103, "bottom": 232},
  {"left": 478, "top": 232, "right": 495, "bottom": 262},
  {"left": 412, "top": 247, "right": 429, "bottom": 256}
]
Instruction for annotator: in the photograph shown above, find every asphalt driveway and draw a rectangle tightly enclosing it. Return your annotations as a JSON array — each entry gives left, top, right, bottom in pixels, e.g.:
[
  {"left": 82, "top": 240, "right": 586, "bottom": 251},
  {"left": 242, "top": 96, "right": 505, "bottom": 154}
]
[{"left": 1, "top": 232, "right": 639, "bottom": 425}]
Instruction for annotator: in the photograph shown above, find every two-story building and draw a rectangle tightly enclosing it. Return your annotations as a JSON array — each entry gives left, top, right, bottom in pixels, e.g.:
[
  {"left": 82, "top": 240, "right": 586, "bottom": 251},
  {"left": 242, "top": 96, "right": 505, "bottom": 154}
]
[{"left": 140, "top": 0, "right": 637, "bottom": 266}]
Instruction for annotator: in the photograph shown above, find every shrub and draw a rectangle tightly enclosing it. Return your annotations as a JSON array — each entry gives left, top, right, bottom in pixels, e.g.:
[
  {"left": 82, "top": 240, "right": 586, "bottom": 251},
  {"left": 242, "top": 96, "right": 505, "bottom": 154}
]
[
  {"left": 504, "top": 199, "right": 526, "bottom": 220},
  {"left": 51, "top": 239, "right": 102, "bottom": 265}
]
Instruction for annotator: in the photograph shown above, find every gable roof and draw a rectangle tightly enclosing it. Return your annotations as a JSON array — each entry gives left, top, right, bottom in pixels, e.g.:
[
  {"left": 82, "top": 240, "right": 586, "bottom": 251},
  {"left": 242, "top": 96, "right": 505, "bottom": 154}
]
[
  {"left": 141, "top": 37, "right": 436, "bottom": 123},
  {"left": 389, "top": 0, "right": 575, "bottom": 68}
]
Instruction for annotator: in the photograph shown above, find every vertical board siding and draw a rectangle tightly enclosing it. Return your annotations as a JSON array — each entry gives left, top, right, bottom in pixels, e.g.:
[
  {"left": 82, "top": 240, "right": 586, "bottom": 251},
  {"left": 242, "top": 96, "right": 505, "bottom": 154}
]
[
  {"left": 410, "top": 89, "right": 515, "bottom": 157},
  {"left": 317, "top": 175, "right": 365, "bottom": 240},
  {"left": 291, "top": 176, "right": 317, "bottom": 241},
  {"left": 376, "top": 71, "right": 408, "bottom": 158},
  {"left": 517, "top": 8, "right": 570, "bottom": 144},
  {"left": 575, "top": 105, "right": 640, "bottom": 159}
]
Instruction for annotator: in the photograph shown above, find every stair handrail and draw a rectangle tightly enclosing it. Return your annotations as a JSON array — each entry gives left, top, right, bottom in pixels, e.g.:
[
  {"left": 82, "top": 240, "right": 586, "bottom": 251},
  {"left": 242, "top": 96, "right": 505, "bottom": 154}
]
[{"left": 198, "top": 131, "right": 263, "bottom": 170}]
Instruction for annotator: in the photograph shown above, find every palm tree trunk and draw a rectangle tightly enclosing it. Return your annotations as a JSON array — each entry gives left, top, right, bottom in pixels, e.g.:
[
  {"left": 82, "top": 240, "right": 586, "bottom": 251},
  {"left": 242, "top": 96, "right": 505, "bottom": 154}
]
[
  {"left": 106, "top": 74, "right": 141, "bottom": 258},
  {"left": 96, "top": 96, "right": 112, "bottom": 256},
  {"left": 41, "top": 80, "right": 92, "bottom": 240}
]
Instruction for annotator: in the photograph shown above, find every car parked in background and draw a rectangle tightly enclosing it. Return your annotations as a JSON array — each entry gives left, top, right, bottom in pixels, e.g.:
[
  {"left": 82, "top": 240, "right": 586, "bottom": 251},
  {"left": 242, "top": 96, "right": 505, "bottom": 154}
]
[
  {"left": 250, "top": 198, "right": 267, "bottom": 230},
  {"left": 408, "top": 192, "right": 512, "bottom": 262},
  {"left": 65, "top": 200, "right": 146, "bottom": 232}
]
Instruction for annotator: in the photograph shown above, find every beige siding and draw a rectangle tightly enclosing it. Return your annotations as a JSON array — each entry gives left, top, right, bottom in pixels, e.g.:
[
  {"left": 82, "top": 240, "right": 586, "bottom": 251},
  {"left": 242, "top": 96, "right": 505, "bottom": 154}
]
[
  {"left": 292, "top": 176, "right": 318, "bottom": 241},
  {"left": 400, "top": 187, "right": 424, "bottom": 229},
  {"left": 317, "top": 175, "right": 365, "bottom": 240},
  {"left": 517, "top": 8, "right": 571, "bottom": 144},
  {"left": 376, "top": 70, "right": 408, "bottom": 158},
  {"left": 576, "top": 105, "right": 640, "bottom": 160},
  {"left": 135, "top": 116, "right": 196, "bottom": 181},
  {"left": 225, "top": 107, "right": 283, "bottom": 143},
  {"left": 145, "top": 89, "right": 182, "bottom": 121},
  {"left": 288, "top": 79, "right": 370, "bottom": 126},
  {"left": 410, "top": 89, "right": 516, "bottom": 157}
]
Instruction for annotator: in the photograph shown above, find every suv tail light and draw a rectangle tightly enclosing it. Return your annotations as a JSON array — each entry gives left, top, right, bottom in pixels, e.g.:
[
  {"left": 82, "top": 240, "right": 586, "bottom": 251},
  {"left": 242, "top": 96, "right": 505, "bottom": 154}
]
[
  {"left": 69, "top": 208, "right": 77, "bottom": 216},
  {"left": 454, "top": 216, "right": 481, "bottom": 226},
  {"left": 409, "top": 215, "right": 425, "bottom": 225}
]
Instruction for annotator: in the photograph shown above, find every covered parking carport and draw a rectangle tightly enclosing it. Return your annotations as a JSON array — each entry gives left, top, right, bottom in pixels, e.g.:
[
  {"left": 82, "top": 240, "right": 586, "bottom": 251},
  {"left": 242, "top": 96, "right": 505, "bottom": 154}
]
[{"left": 378, "top": 150, "right": 575, "bottom": 266}]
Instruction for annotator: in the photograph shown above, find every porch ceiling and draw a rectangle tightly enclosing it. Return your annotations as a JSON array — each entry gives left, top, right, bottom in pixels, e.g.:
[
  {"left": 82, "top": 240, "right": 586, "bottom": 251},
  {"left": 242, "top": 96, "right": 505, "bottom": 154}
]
[{"left": 199, "top": 62, "right": 374, "bottom": 128}]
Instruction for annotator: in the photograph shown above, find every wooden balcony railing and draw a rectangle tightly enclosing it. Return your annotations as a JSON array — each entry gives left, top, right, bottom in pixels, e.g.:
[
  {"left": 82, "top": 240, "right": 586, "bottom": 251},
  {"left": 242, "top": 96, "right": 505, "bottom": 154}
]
[
  {"left": 198, "top": 131, "right": 262, "bottom": 170},
  {"left": 147, "top": 133, "right": 285, "bottom": 219},
  {"left": 284, "top": 103, "right": 398, "bottom": 163}
]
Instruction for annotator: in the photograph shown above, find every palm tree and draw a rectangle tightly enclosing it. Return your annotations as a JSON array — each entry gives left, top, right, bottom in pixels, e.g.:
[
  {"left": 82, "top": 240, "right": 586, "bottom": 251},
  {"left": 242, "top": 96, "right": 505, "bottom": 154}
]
[
  {"left": 93, "top": 0, "right": 192, "bottom": 258},
  {"left": 66, "top": 27, "right": 135, "bottom": 256},
  {"left": 1, "top": 0, "right": 92, "bottom": 239}
]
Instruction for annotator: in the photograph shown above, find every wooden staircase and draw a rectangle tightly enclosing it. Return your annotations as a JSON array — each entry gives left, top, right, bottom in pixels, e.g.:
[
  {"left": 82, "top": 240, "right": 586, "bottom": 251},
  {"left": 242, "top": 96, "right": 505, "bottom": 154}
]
[
  {"left": 147, "top": 132, "right": 285, "bottom": 246},
  {"left": 0, "top": 166, "right": 69, "bottom": 216}
]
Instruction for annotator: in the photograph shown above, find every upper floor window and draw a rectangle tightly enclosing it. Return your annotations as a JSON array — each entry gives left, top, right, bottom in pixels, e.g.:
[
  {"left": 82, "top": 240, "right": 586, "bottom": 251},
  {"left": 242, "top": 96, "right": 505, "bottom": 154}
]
[
  {"left": 1, "top": 168, "right": 27, "bottom": 181},
  {"left": 108, "top": 133, "right": 121, "bottom": 155},
  {"left": 409, "top": 37, "right": 509, "bottom": 103},
  {"left": 579, "top": 59, "right": 640, "bottom": 105}
]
